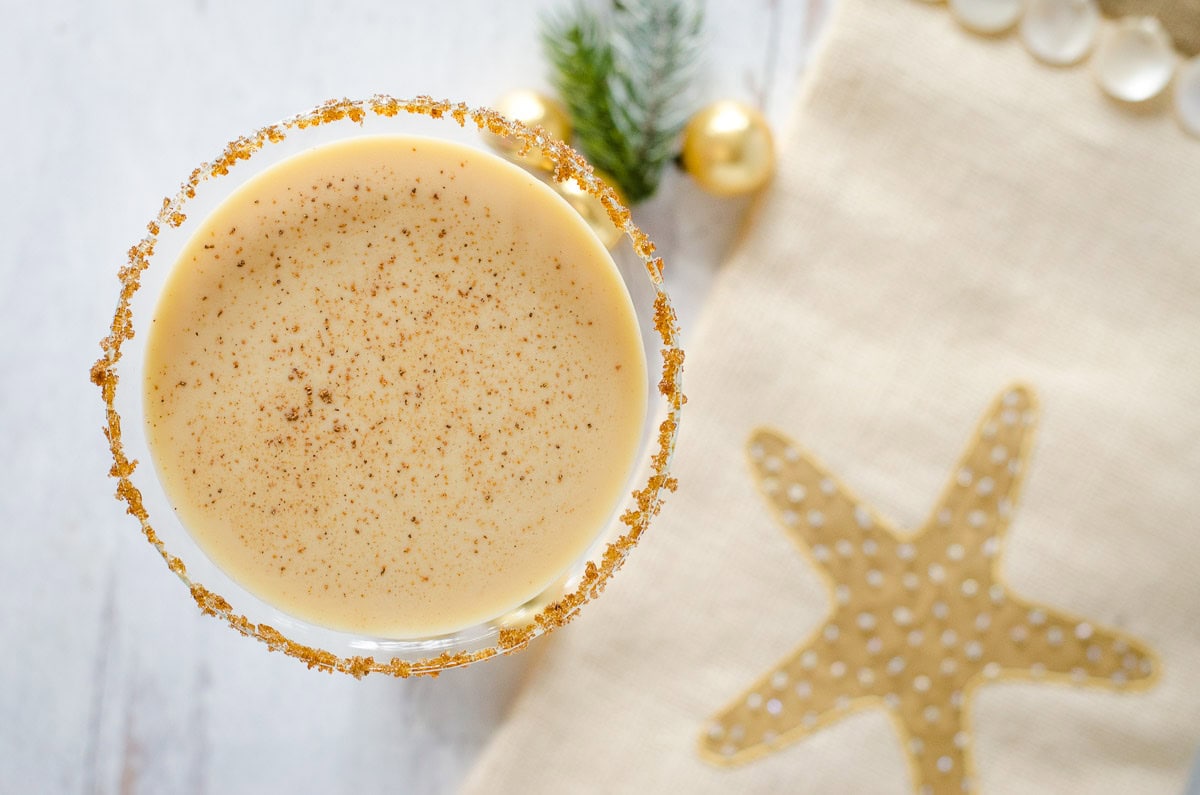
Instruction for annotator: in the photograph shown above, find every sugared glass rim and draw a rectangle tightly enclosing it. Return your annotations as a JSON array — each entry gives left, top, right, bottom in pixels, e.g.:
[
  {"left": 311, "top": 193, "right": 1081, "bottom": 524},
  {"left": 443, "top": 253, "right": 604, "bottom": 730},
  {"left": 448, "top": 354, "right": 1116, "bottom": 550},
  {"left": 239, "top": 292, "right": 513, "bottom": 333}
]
[{"left": 91, "top": 95, "right": 684, "bottom": 677}]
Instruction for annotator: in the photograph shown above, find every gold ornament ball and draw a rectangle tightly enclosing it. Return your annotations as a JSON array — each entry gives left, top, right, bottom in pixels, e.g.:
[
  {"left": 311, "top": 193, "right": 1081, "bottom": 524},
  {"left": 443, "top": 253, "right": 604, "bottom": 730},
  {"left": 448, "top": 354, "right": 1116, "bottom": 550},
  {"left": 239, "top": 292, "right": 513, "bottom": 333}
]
[
  {"left": 553, "top": 172, "right": 625, "bottom": 250},
  {"left": 681, "top": 101, "right": 775, "bottom": 196},
  {"left": 482, "top": 90, "right": 573, "bottom": 172}
]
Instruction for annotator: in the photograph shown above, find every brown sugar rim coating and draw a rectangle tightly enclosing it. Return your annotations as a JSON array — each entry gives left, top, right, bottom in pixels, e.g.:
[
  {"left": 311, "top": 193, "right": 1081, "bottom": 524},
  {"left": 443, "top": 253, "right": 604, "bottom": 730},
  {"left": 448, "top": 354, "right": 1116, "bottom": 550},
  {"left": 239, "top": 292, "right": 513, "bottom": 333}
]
[{"left": 91, "top": 95, "right": 684, "bottom": 677}]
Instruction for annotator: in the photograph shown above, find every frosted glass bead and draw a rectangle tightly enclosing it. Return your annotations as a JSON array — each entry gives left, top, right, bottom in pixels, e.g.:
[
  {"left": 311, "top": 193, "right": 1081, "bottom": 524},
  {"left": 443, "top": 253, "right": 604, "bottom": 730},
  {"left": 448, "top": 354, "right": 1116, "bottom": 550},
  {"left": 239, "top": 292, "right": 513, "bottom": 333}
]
[
  {"left": 1176, "top": 56, "right": 1200, "bottom": 138},
  {"left": 1094, "top": 17, "right": 1176, "bottom": 102},
  {"left": 1020, "top": 0, "right": 1100, "bottom": 66},
  {"left": 949, "top": 0, "right": 1021, "bottom": 35}
]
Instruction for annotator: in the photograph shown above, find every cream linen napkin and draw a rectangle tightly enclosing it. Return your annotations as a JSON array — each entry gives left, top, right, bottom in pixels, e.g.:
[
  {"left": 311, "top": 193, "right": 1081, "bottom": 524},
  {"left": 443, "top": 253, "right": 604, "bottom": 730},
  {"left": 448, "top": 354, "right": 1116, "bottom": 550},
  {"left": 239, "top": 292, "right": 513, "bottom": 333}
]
[{"left": 459, "top": 0, "right": 1200, "bottom": 792}]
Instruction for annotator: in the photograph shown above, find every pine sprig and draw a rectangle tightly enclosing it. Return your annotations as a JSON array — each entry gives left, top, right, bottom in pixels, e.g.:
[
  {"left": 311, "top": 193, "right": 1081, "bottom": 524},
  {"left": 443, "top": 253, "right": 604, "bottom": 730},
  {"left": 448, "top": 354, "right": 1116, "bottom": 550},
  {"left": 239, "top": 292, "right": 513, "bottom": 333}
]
[
  {"left": 542, "top": 0, "right": 703, "bottom": 203},
  {"left": 542, "top": 9, "right": 636, "bottom": 193},
  {"left": 609, "top": 1, "right": 703, "bottom": 195}
]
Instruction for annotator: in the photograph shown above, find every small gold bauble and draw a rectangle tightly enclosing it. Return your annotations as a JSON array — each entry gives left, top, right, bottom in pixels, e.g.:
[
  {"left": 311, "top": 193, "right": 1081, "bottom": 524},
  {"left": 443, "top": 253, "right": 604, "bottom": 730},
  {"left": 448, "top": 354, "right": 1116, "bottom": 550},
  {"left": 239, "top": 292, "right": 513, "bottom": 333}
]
[
  {"left": 482, "top": 90, "right": 573, "bottom": 172},
  {"left": 553, "top": 172, "right": 625, "bottom": 250},
  {"left": 681, "top": 100, "right": 775, "bottom": 197}
]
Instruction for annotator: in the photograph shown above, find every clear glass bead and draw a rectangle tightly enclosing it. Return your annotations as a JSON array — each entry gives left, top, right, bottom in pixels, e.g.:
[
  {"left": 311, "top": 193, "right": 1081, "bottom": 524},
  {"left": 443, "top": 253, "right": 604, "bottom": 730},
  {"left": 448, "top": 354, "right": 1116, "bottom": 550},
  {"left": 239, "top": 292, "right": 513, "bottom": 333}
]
[
  {"left": 949, "top": 0, "right": 1022, "bottom": 35},
  {"left": 1093, "top": 16, "right": 1177, "bottom": 102},
  {"left": 1020, "top": 0, "right": 1100, "bottom": 66}
]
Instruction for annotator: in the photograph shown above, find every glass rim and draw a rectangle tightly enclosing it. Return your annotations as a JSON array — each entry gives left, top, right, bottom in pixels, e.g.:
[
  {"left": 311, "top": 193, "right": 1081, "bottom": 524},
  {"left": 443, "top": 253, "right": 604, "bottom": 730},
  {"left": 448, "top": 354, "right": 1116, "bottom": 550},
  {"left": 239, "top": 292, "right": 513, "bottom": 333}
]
[{"left": 90, "top": 95, "right": 685, "bottom": 678}]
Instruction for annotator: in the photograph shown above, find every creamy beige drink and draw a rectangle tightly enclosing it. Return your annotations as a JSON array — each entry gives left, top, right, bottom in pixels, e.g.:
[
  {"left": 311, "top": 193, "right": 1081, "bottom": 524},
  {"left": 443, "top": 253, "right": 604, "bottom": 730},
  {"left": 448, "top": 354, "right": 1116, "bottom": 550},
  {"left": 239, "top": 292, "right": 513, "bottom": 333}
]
[{"left": 143, "top": 135, "right": 646, "bottom": 638}]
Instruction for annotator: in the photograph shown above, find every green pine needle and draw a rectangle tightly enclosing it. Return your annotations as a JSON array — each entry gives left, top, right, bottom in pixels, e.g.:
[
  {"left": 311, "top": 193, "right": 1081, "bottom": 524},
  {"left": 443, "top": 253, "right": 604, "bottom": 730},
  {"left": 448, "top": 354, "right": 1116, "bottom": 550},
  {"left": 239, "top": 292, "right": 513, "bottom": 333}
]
[{"left": 542, "top": 0, "right": 703, "bottom": 203}]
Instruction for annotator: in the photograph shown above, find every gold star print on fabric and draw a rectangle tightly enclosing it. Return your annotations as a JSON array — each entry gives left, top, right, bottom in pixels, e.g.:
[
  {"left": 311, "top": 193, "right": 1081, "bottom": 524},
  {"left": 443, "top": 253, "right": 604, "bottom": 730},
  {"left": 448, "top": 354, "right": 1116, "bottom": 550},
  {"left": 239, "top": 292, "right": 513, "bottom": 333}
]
[{"left": 700, "top": 385, "right": 1159, "bottom": 793}]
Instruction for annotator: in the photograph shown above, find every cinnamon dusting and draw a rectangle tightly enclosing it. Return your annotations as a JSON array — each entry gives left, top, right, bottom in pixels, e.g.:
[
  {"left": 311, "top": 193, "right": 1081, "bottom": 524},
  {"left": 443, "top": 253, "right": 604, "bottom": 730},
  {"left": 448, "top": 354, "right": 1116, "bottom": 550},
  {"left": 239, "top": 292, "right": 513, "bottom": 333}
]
[{"left": 92, "top": 95, "right": 685, "bottom": 678}]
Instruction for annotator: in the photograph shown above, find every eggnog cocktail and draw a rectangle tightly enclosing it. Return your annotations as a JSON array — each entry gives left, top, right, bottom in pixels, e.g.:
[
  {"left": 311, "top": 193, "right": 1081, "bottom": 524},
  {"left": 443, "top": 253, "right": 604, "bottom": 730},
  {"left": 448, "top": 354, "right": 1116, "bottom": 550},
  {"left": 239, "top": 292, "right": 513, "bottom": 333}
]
[{"left": 143, "top": 135, "right": 646, "bottom": 638}]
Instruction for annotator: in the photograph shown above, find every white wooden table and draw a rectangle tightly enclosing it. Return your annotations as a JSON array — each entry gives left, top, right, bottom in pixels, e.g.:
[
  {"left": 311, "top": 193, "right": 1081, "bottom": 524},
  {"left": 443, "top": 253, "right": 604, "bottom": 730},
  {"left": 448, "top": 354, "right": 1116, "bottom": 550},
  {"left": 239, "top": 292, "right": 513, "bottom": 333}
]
[{"left": 0, "top": 2, "right": 830, "bottom": 792}]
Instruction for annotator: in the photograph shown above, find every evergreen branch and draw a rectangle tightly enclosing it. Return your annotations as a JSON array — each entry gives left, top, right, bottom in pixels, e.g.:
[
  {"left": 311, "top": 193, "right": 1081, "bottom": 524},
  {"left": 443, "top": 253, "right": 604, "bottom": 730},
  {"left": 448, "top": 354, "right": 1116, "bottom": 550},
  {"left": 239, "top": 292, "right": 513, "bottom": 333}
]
[
  {"left": 542, "top": 0, "right": 703, "bottom": 203},
  {"left": 609, "top": 0, "right": 703, "bottom": 199},
  {"left": 542, "top": 6, "right": 637, "bottom": 196}
]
